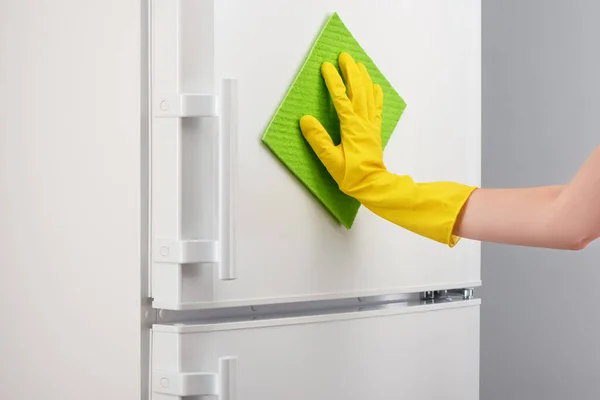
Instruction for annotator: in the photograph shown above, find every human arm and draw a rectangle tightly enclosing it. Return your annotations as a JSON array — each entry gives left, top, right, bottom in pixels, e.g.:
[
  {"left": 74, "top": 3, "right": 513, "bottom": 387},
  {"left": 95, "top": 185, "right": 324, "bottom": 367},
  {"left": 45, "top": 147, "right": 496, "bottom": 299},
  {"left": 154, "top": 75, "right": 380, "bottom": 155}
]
[
  {"left": 300, "top": 52, "right": 599, "bottom": 250},
  {"left": 300, "top": 52, "right": 477, "bottom": 247},
  {"left": 454, "top": 146, "right": 600, "bottom": 249}
]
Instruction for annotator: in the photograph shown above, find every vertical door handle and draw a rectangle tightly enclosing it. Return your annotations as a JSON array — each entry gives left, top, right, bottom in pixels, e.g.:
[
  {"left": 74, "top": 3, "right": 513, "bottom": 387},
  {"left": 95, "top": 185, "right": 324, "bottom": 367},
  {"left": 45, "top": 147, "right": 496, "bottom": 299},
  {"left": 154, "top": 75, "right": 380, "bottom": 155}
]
[
  {"left": 152, "top": 80, "right": 238, "bottom": 281},
  {"left": 219, "top": 356, "right": 238, "bottom": 400},
  {"left": 218, "top": 78, "right": 238, "bottom": 280}
]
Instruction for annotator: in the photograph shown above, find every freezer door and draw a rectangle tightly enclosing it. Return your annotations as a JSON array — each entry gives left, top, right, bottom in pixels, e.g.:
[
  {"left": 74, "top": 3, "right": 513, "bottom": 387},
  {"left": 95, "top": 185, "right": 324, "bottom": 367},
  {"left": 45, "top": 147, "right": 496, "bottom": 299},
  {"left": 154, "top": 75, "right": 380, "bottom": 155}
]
[
  {"left": 150, "top": 0, "right": 481, "bottom": 309},
  {"left": 151, "top": 300, "right": 480, "bottom": 399}
]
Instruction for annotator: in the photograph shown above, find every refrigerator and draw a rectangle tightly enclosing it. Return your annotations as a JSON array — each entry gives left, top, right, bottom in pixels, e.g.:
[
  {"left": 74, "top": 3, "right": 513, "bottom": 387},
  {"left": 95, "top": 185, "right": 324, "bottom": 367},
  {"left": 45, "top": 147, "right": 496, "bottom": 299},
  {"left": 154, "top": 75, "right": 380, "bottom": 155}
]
[{"left": 0, "top": 0, "right": 481, "bottom": 399}]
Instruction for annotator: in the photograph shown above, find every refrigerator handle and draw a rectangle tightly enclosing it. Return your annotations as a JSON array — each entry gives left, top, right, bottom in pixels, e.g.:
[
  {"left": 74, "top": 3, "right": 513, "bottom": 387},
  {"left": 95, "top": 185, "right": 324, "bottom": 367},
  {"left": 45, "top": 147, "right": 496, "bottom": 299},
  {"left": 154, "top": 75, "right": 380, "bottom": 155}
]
[
  {"left": 219, "top": 356, "right": 238, "bottom": 400},
  {"left": 218, "top": 78, "right": 238, "bottom": 281},
  {"left": 152, "top": 356, "right": 238, "bottom": 398},
  {"left": 152, "top": 82, "right": 238, "bottom": 282}
]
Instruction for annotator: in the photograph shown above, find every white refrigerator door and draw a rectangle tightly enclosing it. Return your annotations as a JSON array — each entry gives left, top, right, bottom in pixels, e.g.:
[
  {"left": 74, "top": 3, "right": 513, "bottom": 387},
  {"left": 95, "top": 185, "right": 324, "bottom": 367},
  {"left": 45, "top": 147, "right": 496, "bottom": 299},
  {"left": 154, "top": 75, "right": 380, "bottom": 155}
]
[
  {"left": 150, "top": 0, "right": 481, "bottom": 309},
  {"left": 151, "top": 300, "right": 480, "bottom": 400}
]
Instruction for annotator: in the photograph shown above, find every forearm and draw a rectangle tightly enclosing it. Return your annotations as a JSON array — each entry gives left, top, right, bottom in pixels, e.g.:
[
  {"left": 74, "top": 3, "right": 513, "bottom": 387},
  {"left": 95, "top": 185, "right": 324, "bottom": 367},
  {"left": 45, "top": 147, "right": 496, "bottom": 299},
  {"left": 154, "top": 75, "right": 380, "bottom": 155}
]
[
  {"left": 454, "top": 146, "right": 600, "bottom": 249},
  {"left": 550, "top": 145, "right": 600, "bottom": 246},
  {"left": 453, "top": 186, "right": 567, "bottom": 248}
]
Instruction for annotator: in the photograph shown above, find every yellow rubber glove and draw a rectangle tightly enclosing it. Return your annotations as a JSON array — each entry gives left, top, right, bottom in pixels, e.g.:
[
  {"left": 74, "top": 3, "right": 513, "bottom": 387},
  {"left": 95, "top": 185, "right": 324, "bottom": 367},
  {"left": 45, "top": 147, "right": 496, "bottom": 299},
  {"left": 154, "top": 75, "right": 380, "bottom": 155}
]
[{"left": 299, "top": 52, "right": 477, "bottom": 247}]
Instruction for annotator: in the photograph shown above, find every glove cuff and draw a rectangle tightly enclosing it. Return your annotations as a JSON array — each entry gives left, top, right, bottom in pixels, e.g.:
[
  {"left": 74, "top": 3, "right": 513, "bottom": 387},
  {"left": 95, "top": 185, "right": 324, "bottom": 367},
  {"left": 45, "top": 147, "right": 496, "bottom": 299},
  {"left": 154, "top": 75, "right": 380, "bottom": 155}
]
[{"left": 357, "top": 173, "right": 477, "bottom": 247}]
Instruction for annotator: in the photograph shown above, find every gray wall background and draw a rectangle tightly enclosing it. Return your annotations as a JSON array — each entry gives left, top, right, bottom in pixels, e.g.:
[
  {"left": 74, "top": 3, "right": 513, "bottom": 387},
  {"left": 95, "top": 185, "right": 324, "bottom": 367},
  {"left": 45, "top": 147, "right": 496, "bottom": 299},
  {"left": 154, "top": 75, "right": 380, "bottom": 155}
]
[{"left": 482, "top": 0, "right": 600, "bottom": 399}]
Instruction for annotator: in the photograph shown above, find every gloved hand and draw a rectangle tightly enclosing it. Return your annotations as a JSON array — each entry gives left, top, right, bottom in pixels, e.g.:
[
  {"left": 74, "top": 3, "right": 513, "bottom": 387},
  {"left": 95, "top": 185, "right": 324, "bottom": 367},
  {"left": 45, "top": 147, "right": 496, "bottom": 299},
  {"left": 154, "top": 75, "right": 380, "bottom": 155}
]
[{"left": 299, "top": 52, "right": 477, "bottom": 247}]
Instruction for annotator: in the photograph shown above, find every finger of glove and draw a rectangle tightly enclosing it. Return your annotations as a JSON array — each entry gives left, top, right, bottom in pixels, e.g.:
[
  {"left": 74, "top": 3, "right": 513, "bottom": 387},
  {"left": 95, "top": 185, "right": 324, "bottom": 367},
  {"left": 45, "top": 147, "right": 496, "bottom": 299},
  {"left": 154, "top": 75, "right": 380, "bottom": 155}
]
[
  {"left": 357, "top": 62, "right": 375, "bottom": 122},
  {"left": 300, "top": 115, "right": 344, "bottom": 172},
  {"left": 373, "top": 83, "right": 383, "bottom": 128},
  {"left": 339, "top": 53, "right": 368, "bottom": 119},
  {"left": 321, "top": 62, "right": 354, "bottom": 119}
]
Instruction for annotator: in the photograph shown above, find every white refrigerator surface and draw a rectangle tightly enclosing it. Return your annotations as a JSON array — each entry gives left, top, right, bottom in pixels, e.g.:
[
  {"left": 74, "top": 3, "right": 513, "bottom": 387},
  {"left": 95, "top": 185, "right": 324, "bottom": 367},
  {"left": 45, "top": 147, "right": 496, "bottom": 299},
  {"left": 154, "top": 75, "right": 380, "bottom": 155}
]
[
  {"left": 0, "top": 0, "right": 481, "bottom": 399},
  {"left": 151, "top": 0, "right": 481, "bottom": 310},
  {"left": 153, "top": 301, "right": 480, "bottom": 400}
]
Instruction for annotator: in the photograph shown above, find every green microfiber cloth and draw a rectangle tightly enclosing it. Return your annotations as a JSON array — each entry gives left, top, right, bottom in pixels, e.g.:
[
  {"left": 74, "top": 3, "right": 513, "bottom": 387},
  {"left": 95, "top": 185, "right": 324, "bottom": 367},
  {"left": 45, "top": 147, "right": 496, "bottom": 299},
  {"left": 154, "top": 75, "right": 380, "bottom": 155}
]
[{"left": 261, "top": 12, "right": 407, "bottom": 228}]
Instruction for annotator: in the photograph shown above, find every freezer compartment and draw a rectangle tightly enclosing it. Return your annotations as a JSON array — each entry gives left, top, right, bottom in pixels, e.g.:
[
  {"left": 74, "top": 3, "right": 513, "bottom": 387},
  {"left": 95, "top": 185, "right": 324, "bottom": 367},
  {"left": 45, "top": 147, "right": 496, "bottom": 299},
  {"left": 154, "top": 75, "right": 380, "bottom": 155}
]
[{"left": 151, "top": 299, "right": 480, "bottom": 400}]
